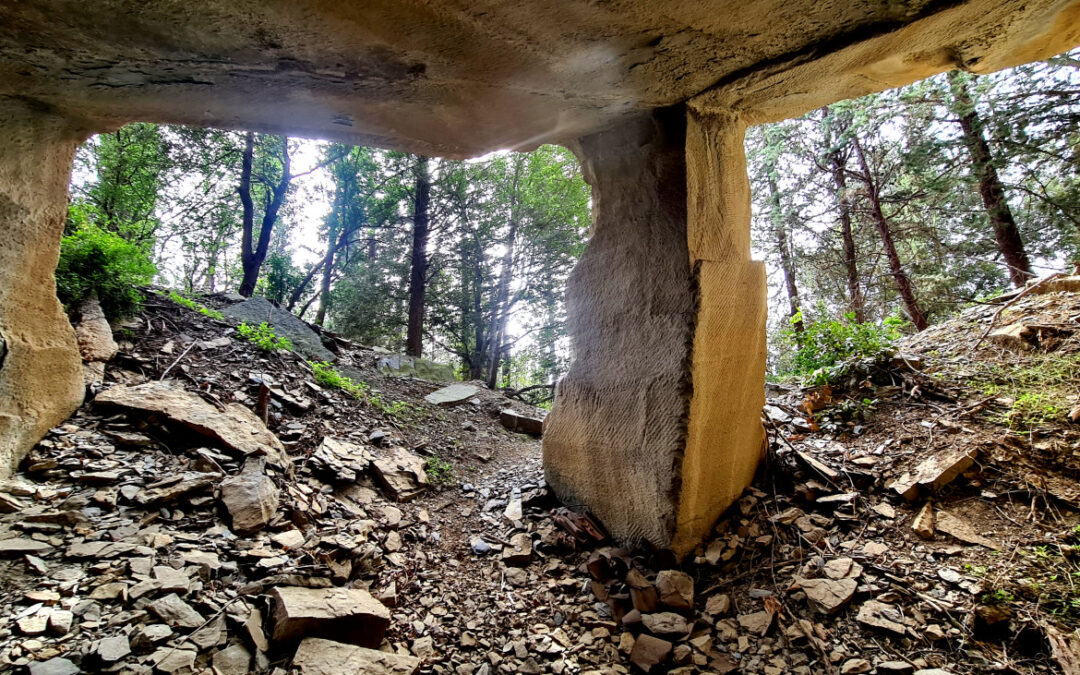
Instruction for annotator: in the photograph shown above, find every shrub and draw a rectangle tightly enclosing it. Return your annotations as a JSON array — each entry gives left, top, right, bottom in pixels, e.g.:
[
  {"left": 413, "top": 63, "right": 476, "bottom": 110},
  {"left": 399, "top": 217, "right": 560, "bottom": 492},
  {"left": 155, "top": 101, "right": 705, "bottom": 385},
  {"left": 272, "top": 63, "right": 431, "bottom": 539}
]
[
  {"left": 311, "top": 361, "right": 369, "bottom": 398},
  {"left": 238, "top": 322, "right": 293, "bottom": 352},
  {"left": 782, "top": 311, "right": 905, "bottom": 378},
  {"left": 55, "top": 223, "right": 156, "bottom": 319},
  {"left": 424, "top": 455, "right": 455, "bottom": 485}
]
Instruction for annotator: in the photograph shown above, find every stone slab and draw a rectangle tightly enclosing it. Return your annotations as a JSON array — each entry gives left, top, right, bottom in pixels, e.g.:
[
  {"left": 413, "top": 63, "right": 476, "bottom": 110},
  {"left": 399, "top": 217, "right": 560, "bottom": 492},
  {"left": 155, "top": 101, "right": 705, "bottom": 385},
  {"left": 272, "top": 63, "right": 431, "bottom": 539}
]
[
  {"left": 291, "top": 637, "right": 420, "bottom": 674},
  {"left": 270, "top": 586, "right": 391, "bottom": 647},
  {"left": 423, "top": 384, "right": 479, "bottom": 407}
]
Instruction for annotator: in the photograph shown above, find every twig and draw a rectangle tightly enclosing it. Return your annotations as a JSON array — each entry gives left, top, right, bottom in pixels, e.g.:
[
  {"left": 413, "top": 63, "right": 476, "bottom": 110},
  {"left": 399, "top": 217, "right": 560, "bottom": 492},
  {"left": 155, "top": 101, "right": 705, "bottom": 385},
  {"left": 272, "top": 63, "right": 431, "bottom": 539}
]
[
  {"left": 970, "top": 273, "right": 1064, "bottom": 352},
  {"left": 160, "top": 341, "right": 196, "bottom": 380}
]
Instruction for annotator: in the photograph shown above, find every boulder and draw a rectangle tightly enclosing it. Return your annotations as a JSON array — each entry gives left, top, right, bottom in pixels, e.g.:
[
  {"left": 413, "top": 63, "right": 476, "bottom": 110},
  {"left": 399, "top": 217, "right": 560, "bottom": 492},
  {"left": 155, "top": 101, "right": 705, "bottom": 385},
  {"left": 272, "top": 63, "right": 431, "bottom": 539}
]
[
  {"left": 95, "top": 381, "right": 288, "bottom": 468},
  {"left": 377, "top": 354, "right": 456, "bottom": 382},
  {"left": 270, "top": 586, "right": 391, "bottom": 647},
  {"left": 291, "top": 637, "right": 420, "bottom": 674},
  {"left": 74, "top": 297, "right": 118, "bottom": 362},
  {"left": 222, "top": 296, "right": 335, "bottom": 362},
  {"left": 372, "top": 447, "right": 428, "bottom": 502},
  {"left": 221, "top": 457, "right": 280, "bottom": 534},
  {"left": 423, "top": 384, "right": 479, "bottom": 407},
  {"left": 499, "top": 408, "right": 545, "bottom": 436}
]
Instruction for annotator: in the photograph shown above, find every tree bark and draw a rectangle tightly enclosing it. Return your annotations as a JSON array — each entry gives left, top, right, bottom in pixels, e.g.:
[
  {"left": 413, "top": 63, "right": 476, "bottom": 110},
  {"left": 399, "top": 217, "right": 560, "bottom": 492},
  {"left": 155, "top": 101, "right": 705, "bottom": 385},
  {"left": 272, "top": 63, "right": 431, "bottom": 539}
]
[
  {"left": 947, "top": 70, "right": 1033, "bottom": 288},
  {"left": 405, "top": 156, "right": 431, "bottom": 357},
  {"left": 852, "top": 138, "right": 928, "bottom": 331},
  {"left": 486, "top": 217, "right": 519, "bottom": 388},
  {"left": 765, "top": 175, "right": 802, "bottom": 331},
  {"left": 830, "top": 150, "right": 866, "bottom": 323},
  {"left": 238, "top": 134, "right": 291, "bottom": 297}
]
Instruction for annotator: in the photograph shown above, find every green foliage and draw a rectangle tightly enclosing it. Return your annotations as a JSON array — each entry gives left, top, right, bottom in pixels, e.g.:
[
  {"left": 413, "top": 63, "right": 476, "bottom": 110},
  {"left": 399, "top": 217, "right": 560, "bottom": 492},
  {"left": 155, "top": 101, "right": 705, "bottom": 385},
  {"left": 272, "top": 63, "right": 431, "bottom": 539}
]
[
  {"left": 55, "top": 221, "right": 156, "bottom": 319},
  {"left": 424, "top": 455, "right": 455, "bottom": 485},
  {"left": 166, "top": 291, "right": 224, "bottom": 320},
  {"left": 311, "top": 361, "right": 369, "bottom": 398},
  {"left": 781, "top": 311, "right": 905, "bottom": 381},
  {"left": 969, "top": 352, "right": 1080, "bottom": 431},
  {"left": 237, "top": 322, "right": 293, "bottom": 352},
  {"left": 309, "top": 361, "right": 421, "bottom": 421},
  {"left": 980, "top": 588, "right": 1015, "bottom": 605}
]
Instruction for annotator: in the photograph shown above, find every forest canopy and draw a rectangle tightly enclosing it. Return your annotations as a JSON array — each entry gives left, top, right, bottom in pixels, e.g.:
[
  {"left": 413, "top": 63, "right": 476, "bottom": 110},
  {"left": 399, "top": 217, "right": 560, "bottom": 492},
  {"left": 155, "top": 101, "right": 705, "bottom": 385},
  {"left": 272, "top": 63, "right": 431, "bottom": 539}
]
[{"left": 61, "top": 48, "right": 1080, "bottom": 389}]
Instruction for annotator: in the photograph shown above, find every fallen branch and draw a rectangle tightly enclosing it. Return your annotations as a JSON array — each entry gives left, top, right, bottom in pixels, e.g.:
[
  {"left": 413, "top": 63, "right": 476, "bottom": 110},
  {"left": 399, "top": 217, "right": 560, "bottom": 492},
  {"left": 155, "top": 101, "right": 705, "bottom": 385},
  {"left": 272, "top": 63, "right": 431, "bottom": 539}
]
[
  {"left": 504, "top": 383, "right": 555, "bottom": 401},
  {"left": 970, "top": 273, "right": 1064, "bottom": 352},
  {"left": 160, "top": 341, "right": 197, "bottom": 380}
]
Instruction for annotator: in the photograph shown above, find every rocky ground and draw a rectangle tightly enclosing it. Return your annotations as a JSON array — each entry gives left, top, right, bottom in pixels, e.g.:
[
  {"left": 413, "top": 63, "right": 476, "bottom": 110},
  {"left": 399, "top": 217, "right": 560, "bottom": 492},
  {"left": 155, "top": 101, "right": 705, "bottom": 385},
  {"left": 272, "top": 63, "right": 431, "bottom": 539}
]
[{"left": 3, "top": 280, "right": 1080, "bottom": 674}]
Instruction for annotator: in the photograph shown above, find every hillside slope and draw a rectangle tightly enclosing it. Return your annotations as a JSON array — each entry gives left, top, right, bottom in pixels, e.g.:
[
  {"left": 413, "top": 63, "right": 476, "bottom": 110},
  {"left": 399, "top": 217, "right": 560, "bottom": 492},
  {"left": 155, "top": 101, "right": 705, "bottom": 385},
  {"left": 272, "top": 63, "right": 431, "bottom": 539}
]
[{"left": 2, "top": 284, "right": 1080, "bottom": 674}]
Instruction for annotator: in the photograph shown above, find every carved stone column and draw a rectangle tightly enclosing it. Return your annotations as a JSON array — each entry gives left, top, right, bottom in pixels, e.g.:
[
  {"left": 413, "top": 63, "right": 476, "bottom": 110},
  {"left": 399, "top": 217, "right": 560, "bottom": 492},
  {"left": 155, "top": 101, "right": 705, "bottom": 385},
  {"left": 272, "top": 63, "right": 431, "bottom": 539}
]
[
  {"left": 0, "top": 97, "right": 88, "bottom": 475},
  {"left": 544, "top": 105, "right": 766, "bottom": 556}
]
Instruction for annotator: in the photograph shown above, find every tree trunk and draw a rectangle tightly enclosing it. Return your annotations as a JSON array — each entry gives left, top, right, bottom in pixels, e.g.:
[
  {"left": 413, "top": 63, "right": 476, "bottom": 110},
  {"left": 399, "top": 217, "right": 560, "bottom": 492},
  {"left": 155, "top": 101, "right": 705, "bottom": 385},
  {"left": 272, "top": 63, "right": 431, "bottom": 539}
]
[
  {"left": 830, "top": 149, "right": 866, "bottom": 323},
  {"left": 486, "top": 218, "right": 518, "bottom": 389},
  {"left": 287, "top": 261, "right": 323, "bottom": 311},
  {"left": 766, "top": 175, "right": 802, "bottom": 331},
  {"left": 852, "top": 138, "right": 928, "bottom": 331},
  {"left": 405, "top": 156, "right": 431, "bottom": 357},
  {"left": 237, "top": 131, "right": 256, "bottom": 295},
  {"left": 238, "top": 135, "right": 291, "bottom": 297},
  {"left": 947, "top": 70, "right": 1033, "bottom": 288}
]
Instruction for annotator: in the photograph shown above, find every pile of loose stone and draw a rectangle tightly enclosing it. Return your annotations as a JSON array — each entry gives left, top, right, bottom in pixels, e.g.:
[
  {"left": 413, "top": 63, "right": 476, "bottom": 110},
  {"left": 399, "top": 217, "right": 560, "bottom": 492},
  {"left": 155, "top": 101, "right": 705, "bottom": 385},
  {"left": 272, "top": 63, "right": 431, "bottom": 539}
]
[{"left": 4, "top": 292, "right": 1079, "bottom": 674}]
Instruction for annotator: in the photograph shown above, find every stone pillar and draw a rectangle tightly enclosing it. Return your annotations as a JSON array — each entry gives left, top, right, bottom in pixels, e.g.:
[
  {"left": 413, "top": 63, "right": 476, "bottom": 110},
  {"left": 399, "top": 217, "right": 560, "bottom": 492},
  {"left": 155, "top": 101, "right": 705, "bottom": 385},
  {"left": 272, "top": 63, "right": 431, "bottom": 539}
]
[
  {"left": 543, "top": 105, "right": 765, "bottom": 556},
  {"left": 672, "top": 106, "right": 767, "bottom": 555},
  {"left": 0, "top": 97, "right": 88, "bottom": 476}
]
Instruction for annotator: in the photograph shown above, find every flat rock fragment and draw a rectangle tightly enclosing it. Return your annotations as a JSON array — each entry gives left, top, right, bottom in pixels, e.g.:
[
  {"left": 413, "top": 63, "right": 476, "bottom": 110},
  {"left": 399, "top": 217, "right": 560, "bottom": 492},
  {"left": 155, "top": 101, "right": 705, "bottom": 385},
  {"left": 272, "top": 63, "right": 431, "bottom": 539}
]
[
  {"left": 799, "top": 577, "right": 857, "bottom": 615},
  {"left": 372, "top": 447, "right": 428, "bottom": 501},
  {"left": 95, "top": 381, "right": 288, "bottom": 466},
  {"left": 499, "top": 408, "right": 544, "bottom": 435},
  {"left": 856, "top": 600, "right": 907, "bottom": 636},
  {"left": 291, "top": 637, "right": 420, "bottom": 674},
  {"left": 148, "top": 593, "right": 205, "bottom": 629},
  {"left": 423, "top": 384, "right": 479, "bottom": 407},
  {"left": 270, "top": 586, "right": 391, "bottom": 647}
]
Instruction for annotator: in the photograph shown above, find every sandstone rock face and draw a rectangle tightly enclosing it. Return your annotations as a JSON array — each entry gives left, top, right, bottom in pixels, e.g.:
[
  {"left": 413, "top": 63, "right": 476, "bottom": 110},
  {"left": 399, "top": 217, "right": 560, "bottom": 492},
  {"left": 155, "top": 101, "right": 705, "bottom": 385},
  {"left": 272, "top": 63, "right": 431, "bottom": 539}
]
[
  {"left": 543, "top": 108, "right": 766, "bottom": 555},
  {"left": 2, "top": 1, "right": 1076, "bottom": 157},
  {"left": 291, "top": 638, "right": 420, "bottom": 674},
  {"left": 269, "top": 587, "right": 391, "bottom": 647},
  {"left": 0, "top": 99, "right": 87, "bottom": 478},
  {"left": 544, "top": 109, "right": 695, "bottom": 550}
]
